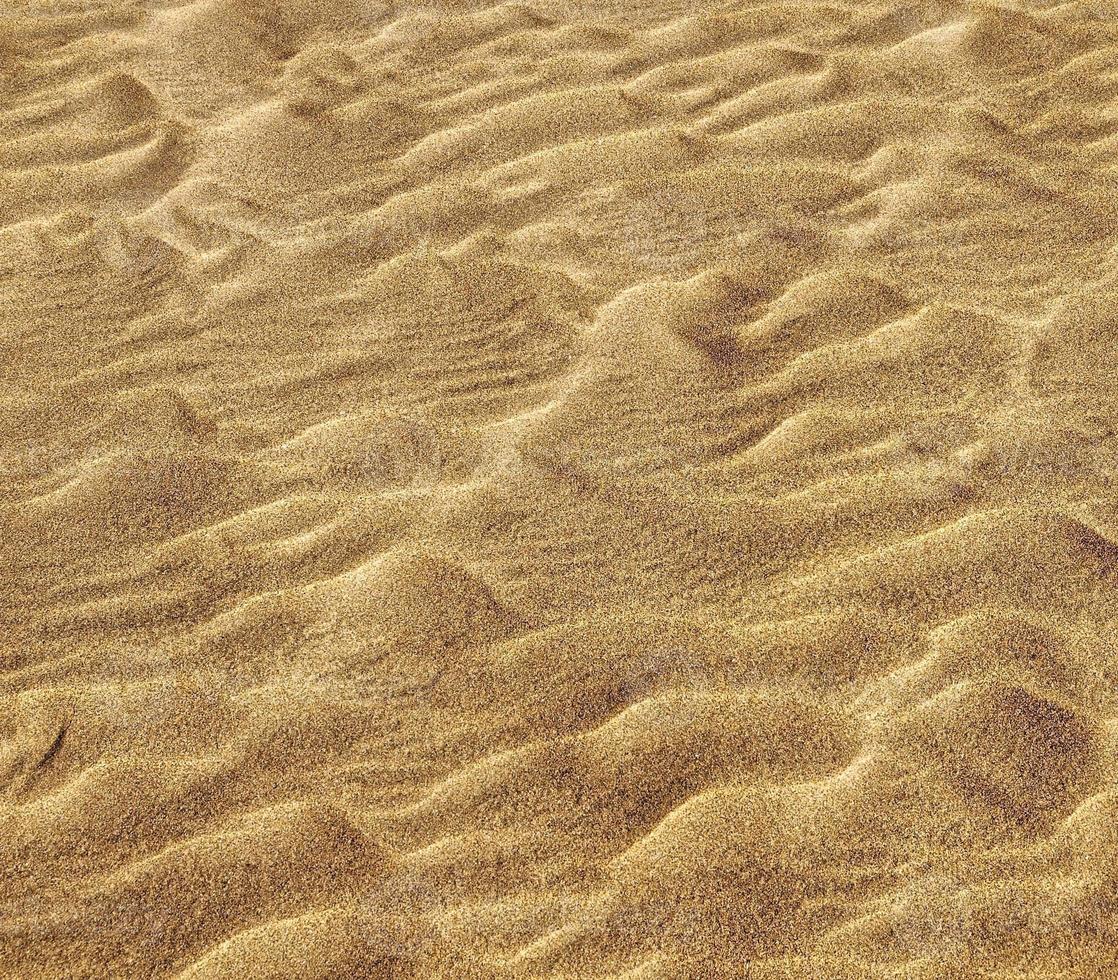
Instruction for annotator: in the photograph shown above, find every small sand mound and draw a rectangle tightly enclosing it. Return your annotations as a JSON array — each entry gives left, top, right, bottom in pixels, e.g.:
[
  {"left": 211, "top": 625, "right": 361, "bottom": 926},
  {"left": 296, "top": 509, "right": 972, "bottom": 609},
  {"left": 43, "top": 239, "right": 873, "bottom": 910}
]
[
  {"left": 263, "top": 408, "right": 446, "bottom": 490},
  {"left": 334, "top": 549, "right": 528, "bottom": 651},
  {"left": 78, "top": 72, "right": 161, "bottom": 131},
  {"left": 796, "top": 508, "right": 1118, "bottom": 614},
  {"left": 889, "top": 680, "right": 1100, "bottom": 826},
  {"left": 954, "top": 10, "right": 1076, "bottom": 74}
]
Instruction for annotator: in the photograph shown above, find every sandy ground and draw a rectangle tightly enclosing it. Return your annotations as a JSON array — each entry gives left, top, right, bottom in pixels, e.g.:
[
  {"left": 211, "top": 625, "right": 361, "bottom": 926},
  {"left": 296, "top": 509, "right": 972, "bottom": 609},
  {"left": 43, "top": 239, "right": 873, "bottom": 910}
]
[{"left": 3, "top": 0, "right": 1118, "bottom": 977}]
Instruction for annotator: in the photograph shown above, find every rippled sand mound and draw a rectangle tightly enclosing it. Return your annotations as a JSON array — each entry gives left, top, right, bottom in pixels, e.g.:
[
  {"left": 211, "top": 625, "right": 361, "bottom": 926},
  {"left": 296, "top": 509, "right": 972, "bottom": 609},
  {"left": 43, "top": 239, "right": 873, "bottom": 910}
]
[{"left": 4, "top": 0, "right": 1118, "bottom": 976}]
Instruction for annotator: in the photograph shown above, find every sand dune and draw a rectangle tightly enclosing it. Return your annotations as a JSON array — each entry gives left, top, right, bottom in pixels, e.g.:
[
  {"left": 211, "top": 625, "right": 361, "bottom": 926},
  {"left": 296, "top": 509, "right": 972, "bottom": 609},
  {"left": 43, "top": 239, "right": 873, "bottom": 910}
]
[{"left": 4, "top": 0, "right": 1118, "bottom": 976}]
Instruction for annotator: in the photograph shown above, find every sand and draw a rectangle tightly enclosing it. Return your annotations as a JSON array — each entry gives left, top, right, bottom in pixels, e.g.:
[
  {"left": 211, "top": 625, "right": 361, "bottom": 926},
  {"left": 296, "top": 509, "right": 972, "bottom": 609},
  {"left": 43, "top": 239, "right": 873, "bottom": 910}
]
[{"left": 2, "top": 0, "right": 1118, "bottom": 976}]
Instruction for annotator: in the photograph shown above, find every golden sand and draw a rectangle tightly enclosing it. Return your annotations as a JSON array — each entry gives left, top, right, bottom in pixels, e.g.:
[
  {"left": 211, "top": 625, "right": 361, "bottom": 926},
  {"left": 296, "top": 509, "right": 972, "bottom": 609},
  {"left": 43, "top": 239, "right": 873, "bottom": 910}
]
[{"left": 3, "top": 0, "right": 1118, "bottom": 976}]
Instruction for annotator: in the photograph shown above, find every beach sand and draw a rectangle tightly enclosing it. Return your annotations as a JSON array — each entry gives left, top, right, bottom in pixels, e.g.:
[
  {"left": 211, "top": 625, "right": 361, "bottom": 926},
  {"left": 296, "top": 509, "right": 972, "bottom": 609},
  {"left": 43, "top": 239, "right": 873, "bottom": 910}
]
[{"left": 3, "top": 0, "right": 1118, "bottom": 976}]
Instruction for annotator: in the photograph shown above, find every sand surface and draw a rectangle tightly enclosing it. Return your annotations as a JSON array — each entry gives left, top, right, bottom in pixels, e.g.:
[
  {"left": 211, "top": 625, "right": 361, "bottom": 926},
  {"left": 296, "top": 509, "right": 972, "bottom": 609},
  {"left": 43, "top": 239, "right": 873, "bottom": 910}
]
[{"left": 3, "top": 0, "right": 1118, "bottom": 976}]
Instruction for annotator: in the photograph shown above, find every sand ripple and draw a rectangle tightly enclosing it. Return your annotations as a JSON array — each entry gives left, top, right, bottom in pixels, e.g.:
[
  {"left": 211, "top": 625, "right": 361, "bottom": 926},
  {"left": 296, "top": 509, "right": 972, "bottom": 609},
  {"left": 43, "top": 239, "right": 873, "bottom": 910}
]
[{"left": 3, "top": 0, "right": 1118, "bottom": 976}]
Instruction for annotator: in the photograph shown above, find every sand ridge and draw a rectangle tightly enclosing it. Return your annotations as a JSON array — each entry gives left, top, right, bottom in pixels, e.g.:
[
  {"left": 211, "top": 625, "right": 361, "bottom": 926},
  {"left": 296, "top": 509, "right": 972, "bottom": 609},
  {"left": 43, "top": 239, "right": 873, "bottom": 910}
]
[{"left": 3, "top": 0, "right": 1118, "bottom": 976}]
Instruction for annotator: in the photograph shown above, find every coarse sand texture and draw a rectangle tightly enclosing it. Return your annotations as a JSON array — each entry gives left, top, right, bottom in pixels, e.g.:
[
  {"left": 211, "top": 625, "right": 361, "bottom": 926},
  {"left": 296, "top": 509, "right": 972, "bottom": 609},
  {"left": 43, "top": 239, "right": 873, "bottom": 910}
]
[{"left": 3, "top": 1, "right": 1118, "bottom": 977}]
